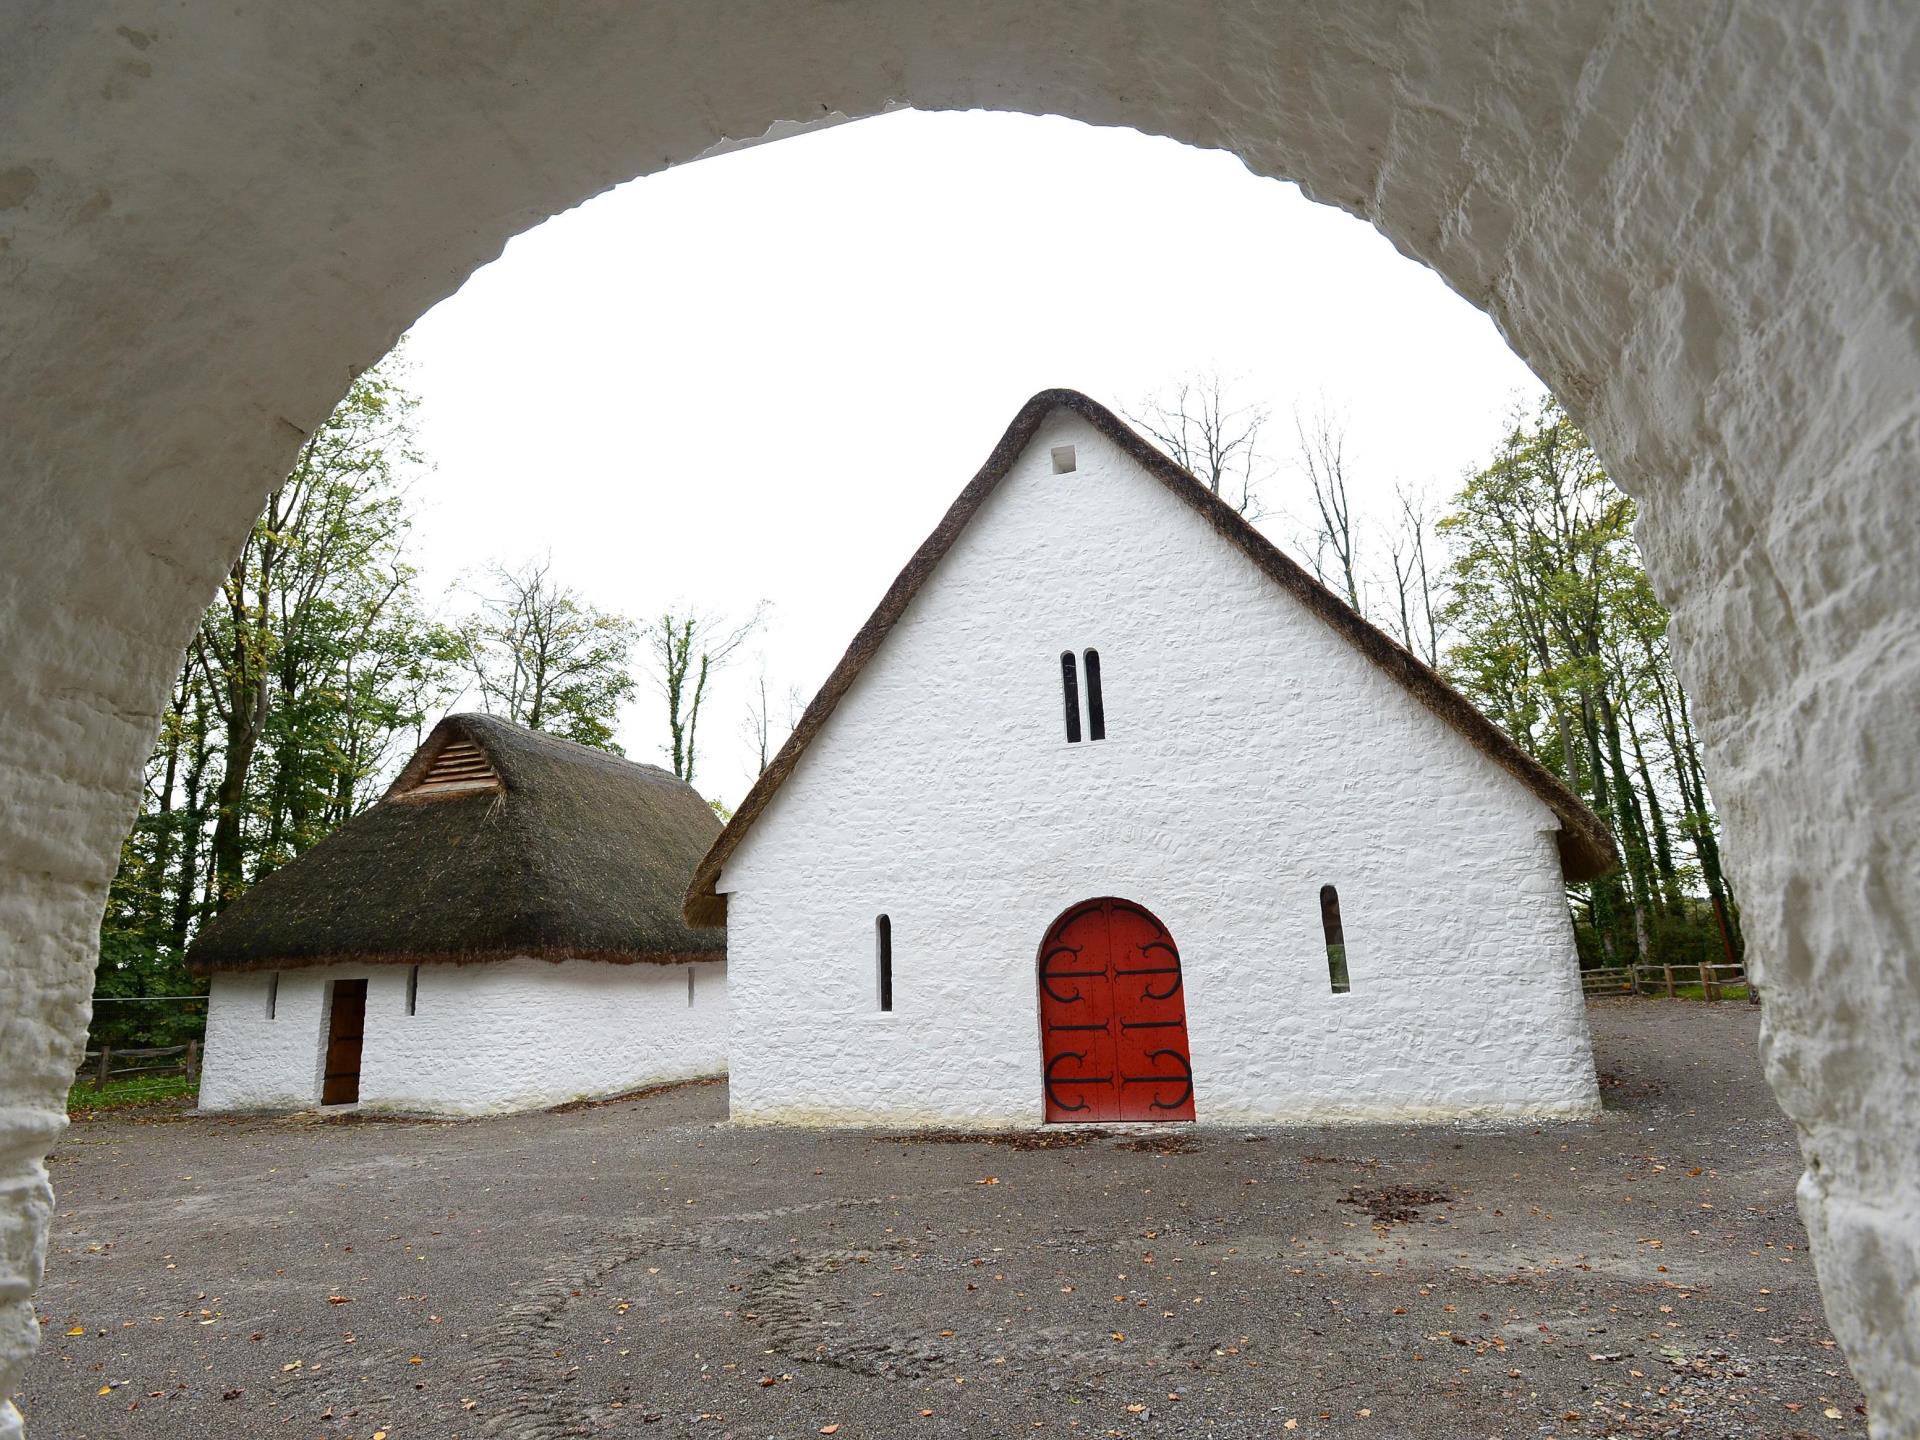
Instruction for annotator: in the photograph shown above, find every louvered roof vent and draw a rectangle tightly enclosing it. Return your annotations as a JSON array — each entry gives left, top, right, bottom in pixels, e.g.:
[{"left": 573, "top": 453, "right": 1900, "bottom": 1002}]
[{"left": 405, "top": 737, "right": 501, "bottom": 796}]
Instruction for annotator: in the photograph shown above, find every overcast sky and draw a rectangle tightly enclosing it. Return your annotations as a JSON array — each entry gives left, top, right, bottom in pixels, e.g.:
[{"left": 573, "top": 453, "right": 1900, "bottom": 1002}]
[{"left": 399, "top": 109, "right": 1545, "bottom": 809}]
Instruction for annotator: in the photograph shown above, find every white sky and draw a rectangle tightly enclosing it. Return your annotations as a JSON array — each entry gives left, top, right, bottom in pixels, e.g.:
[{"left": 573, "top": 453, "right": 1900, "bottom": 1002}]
[{"left": 400, "top": 109, "right": 1545, "bottom": 809}]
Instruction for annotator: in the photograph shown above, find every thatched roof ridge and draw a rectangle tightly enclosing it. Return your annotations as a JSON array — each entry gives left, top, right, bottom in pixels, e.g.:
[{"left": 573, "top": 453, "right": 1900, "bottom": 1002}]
[
  {"left": 682, "top": 389, "right": 1616, "bottom": 927},
  {"left": 189, "top": 713, "right": 726, "bottom": 973}
]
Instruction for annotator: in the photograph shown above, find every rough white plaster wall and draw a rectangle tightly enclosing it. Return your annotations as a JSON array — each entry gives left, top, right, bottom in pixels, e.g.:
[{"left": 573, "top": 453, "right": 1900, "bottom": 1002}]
[
  {"left": 197, "top": 961, "right": 727, "bottom": 1116},
  {"left": 723, "top": 415, "right": 1596, "bottom": 1127},
  {"left": 2, "top": 4, "right": 1917, "bottom": 1434}
]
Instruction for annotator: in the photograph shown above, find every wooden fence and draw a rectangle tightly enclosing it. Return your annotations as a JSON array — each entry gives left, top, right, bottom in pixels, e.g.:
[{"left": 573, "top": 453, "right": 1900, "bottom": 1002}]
[
  {"left": 1580, "top": 961, "right": 1752, "bottom": 1001},
  {"left": 79, "top": 1040, "right": 201, "bottom": 1092}
]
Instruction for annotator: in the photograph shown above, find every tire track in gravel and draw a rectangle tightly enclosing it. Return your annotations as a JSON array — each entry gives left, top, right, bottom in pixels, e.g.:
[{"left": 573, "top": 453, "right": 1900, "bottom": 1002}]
[{"left": 282, "top": 1195, "right": 895, "bottom": 1439}]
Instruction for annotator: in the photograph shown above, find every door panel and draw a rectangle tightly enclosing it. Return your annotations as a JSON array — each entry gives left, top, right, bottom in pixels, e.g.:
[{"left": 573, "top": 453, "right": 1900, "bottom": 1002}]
[
  {"left": 1108, "top": 902, "right": 1197, "bottom": 1120},
  {"left": 1039, "top": 900, "right": 1118, "bottom": 1120},
  {"left": 1039, "top": 899, "right": 1195, "bottom": 1123},
  {"left": 321, "top": 978, "right": 367, "bottom": 1106}
]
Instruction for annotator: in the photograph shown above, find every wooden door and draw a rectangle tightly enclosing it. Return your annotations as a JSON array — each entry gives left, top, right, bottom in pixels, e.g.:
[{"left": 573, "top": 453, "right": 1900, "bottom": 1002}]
[
  {"left": 321, "top": 978, "right": 367, "bottom": 1106},
  {"left": 1038, "top": 898, "right": 1195, "bottom": 1123}
]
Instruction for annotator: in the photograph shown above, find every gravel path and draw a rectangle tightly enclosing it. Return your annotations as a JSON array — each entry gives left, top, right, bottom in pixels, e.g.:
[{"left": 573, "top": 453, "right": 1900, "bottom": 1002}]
[{"left": 17, "top": 999, "right": 1864, "bottom": 1438}]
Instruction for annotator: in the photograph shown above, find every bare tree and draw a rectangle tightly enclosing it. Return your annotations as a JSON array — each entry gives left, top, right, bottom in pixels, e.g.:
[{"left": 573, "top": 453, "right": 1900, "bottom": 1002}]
[
  {"left": 1384, "top": 481, "right": 1443, "bottom": 665},
  {"left": 742, "top": 667, "right": 774, "bottom": 777},
  {"left": 1296, "top": 408, "right": 1361, "bottom": 610},
  {"left": 740, "top": 665, "right": 809, "bottom": 779},
  {"left": 1125, "top": 372, "right": 1270, "bottom": 517},
  {"left": 646, "top": 603, "right": 766, "bottom": 784},
  {"left": 460, "top": 558, "right": 639, "bottom": 752}
]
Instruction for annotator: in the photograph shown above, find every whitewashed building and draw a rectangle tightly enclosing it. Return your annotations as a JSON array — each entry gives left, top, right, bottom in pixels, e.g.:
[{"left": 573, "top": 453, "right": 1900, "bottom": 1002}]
[
  {"left": 686, "top": 390, "right": 1613, "bottom": 1128},
  {"left": 191, "top": 715, "right": 728, "bottom": 1115}
]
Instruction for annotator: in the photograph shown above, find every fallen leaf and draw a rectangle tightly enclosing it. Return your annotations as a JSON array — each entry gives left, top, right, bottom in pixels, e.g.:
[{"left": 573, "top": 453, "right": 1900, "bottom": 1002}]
[
  {"left": 976, "top": 1177, "right": 1000, "bottom": 1186},
  {"left": 67, "top": 1326, "right": 85, "bottom": 1336},
  {"left": 821, "top": 1427, "right": 840, "bottom": 1435},
  {"left": 407, "top": 1356, "right": 424, "bottom": 1365},
  {"left": 1284, "top": 1421, "right": 1299, "bottom": 1431},
  {"left": 326, "top": 1295, "right": 352, "bottom": 1305},
  {"left": 1826, "top": 1409, "right": 1845, "bottom": 1420},
  {"left": 97, "top": 1385, "right": 112, "bottom": 1396}
]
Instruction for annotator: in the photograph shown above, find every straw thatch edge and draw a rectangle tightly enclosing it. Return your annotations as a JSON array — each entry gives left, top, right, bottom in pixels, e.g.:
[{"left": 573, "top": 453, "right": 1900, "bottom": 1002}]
[
  {"left": 683, "top": 389, "right": 1617, "bottom": 927},
  {"left": 199, "top": 946, "right": 728, "bottom": 975}
]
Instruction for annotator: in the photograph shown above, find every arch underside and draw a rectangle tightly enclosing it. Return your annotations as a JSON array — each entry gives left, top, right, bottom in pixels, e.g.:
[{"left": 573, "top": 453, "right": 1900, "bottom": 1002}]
[{"left": 3, "top": 4, "right": 1916, "bottom": 1434}]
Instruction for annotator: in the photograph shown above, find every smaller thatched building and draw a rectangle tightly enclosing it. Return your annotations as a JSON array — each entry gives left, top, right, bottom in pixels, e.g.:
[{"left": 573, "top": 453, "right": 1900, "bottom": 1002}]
[{"left": 189, "top": 714, "right": 727, "bottom": 1115}]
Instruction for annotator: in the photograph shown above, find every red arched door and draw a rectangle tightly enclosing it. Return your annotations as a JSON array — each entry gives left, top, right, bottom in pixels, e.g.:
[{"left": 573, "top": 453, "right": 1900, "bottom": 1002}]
[{"left": 1038, "top": 897, "right": 1196, "bottom": 1123}]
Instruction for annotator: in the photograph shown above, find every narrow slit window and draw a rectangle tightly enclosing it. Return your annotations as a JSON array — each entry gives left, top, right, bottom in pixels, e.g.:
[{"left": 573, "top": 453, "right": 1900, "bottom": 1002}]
[
  {"left": 405, "top": 965, "right": 419, "bottom": 1016},
  {"left": 1060, "top": 651, "right": 1082, "bottom": 743},
  {"left": 266, "top": 972, "right": 279, "bottom": 1020},
  {"left": 687, "top": 966, "right": 696, "bottom": 1007},
  {"left": 1320, "top": 885, "right": 1352, "bottom": 994},
  {"left": 1082, "top": 648, "right": 1105, "bottom": 740},
  {"left": 876, "top": 914, "right": 894, "bottom": 1012}
]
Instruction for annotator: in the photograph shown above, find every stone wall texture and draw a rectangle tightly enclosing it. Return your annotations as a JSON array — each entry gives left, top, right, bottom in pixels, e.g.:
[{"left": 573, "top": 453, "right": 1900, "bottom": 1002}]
[
  {"left": 198, "top": 960, "right": 728, "bottom": 1117},
  {"left": 1, "top": 4, "right": 1914, "bottom": 1435},
  {"left": 724, "top": 413, "right": 1599, "bottom": 1127}
]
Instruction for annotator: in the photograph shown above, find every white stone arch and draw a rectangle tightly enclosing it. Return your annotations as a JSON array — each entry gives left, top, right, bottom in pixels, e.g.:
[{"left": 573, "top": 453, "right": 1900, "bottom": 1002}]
[{"left": 2, "top": 5, "right": 1915, "bottom": 1433}]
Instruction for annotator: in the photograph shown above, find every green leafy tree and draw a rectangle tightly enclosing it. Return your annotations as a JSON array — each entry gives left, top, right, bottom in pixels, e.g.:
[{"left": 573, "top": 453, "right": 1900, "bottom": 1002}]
[
  {"left": 94, "top": 351, "right": 460, "bottom": 1044},
  {"left": 1438, "top": 399, "right": 1740, "bottom": 972}
]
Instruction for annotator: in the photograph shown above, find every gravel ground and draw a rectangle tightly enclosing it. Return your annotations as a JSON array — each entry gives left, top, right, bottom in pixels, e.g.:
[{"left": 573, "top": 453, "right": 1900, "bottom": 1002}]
[{"left": 18, "top": 999, "right": 1865, "bottom": 1439}]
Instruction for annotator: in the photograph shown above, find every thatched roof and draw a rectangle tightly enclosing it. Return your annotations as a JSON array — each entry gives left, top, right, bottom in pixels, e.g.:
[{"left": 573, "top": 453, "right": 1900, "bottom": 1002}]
[
  {"left": 684, "top": 389, "right": 1616, "bottom": 927},
  {"left": 189, "top": 714, "right": 726, "bottom": 973}
]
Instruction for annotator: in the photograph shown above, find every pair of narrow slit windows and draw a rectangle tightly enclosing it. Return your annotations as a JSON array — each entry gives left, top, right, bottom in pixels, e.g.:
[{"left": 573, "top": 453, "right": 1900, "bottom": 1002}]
[
  {"left": 875, "top": 914, "right": 893, "bottom": 1012},
  {"left": 1320, "top": 884, "right": 1352, "bottom": 994},
  {"left": 1060, "top": 649, "right": 1105, "bottom": 743}
]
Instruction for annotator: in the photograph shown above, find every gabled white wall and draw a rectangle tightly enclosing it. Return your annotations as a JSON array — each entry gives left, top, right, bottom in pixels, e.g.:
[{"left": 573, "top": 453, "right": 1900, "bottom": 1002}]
[
  {"left": 199, "top": 958, "right": 727, "bottom": 1116},
  {"left": 722, "top": 413, "right": 1596, "bottom": 1126}
]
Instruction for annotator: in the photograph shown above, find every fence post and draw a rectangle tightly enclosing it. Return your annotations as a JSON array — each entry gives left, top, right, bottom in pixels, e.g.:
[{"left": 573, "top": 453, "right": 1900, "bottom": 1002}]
[
  {"left": 94, "top": 1045, "right": 112, "bottom": 1092},
  {"left": 1705, "top": 965, "right": 1719, "bottom": 1003},
  {"left": 1663, "top": 964, "right": 1674, "bottom": 998},
  {"left": 185, "top": 1039, "right": 200, "bottom": 1082}
]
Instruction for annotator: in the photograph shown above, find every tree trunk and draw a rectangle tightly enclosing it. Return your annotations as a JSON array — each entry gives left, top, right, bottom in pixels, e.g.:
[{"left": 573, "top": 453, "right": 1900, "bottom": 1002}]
[
  {"left": 1622, "top": 694, "right": 1683, "bottom": 914},
  {"left": 169, "top": 692, "right": 211, "bottom": 956},
  {"left": 1676, "top": 684, "right": 1744, "bottom": 958},
  {"left": 1598, "top": 689, "right": 1655, "bottom": 960},
  {"left": 144, "top": 669, "right": 188, "bottom": 937},
  {"left": 1579, "top": 697, "right": 1637, "bottom": 962}
]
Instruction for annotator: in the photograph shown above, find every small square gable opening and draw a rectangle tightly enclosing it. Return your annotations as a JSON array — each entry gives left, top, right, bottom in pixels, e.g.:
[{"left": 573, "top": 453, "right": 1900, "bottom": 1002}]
[{"left": 405, "top": 738, "right": 501, "bottom": 797}]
